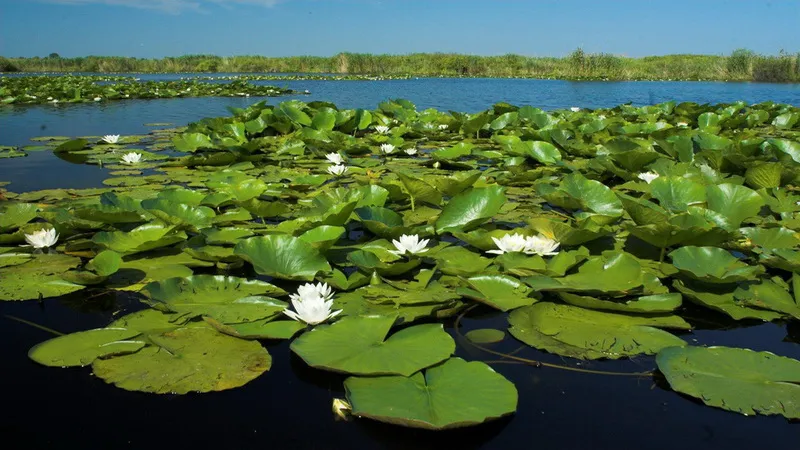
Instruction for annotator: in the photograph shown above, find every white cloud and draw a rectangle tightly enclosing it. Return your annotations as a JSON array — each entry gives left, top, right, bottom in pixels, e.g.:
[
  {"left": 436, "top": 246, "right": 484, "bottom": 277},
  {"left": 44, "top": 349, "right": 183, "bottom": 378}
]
[{"left": 39, "top": 0, "right": 282, "bottom": 14}]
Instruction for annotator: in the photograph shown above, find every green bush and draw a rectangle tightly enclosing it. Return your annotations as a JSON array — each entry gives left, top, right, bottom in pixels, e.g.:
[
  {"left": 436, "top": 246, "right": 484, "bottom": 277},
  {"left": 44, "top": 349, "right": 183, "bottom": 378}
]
[
  {"left": 727, "top": 48, "right": 754, "bottom": 77},
  {"left": 0, "top": 56, "right": 19, "bottom": 72},
  {"left": 752, "top": 51, "right": 799, "bottom": 82}
]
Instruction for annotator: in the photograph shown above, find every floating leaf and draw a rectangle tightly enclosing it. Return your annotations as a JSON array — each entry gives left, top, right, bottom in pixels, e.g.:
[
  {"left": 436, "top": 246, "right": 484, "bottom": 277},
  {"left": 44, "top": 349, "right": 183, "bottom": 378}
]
[
  {"left": 457, "top": 275, "right": 535, "bottom": 311},
  {"left": 234, "top": 235, "right": 331, "bottom": 281},
  {"left": 669, "top": 246, "right": 764, "bottom": 284},
  {"left": 464, "top": 328, "right": 505, "bottom": 344},
  {"left": 143, "top": 275, "right": 287, "bottom": 323},
  {"left": 435, "top": 185, "right": 506, "bottom": 234},
  {"left": 0, "top": 254, "right": 84, "bottom": 301},
  {"left": 290, "top": 315, "right": 454, "bottom": 376},
  {"left": 93, "top": 325, "right": 270, "bottom": 394},
  {"left": 508, "top": 303, "right": 688, "bottom": 360},
  {"left": 29, "top": 328, "right": 145, "bottom": 367},
  {"left": 657, "top": 346, "right": 800, "bottom": 419},
  {"left": 344, "top": 357, "right": 517, "bottom": 430}
]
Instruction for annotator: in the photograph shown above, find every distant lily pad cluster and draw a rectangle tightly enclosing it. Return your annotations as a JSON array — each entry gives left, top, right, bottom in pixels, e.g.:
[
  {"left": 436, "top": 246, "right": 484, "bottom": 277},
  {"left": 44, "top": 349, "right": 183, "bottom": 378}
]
[
  {"left": 0, "top": 75, "right": 296, "bottom": 105},
  {"left": 2, "top": 96, "right": 800, "bottom": 427}
]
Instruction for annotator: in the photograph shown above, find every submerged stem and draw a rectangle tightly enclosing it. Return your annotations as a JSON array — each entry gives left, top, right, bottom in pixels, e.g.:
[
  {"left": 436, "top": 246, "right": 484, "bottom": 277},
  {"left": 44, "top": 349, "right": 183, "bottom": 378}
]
[{"left": 3, "top": 314, "right": 64, "bottom": 336}]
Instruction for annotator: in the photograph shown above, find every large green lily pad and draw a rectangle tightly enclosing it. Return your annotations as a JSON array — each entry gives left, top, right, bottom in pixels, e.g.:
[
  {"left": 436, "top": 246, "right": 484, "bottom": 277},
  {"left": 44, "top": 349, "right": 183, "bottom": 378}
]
[
  {"left": 344, "top": 357, "right": 518, "bottom": 430},
  {"left": 234, "top": 235, "right": 331, "bottom": 281},
  {"left": 28, "top": 328, "right": 145, "bottom": 367},
  {"left": 435, "top": 185, "right": 507, "bottom": 234},
  {"left": 657, "top": 346, "right": 800, "bottom": 419},
  {"left": 0, "top": 254, "right": 85, "bottom": 301},
  {"left": 290, "top": 315, "right": 454, "bottom": 376},
  {"left": 508, "top": 302, "right": 689, "bottom": 360},
  {"left": 669, "top": 246, "right": 764, "bottom": 284},
  {"left": 92, "top": 326, "right": 270, "bottom": 394},
  {"left": 143, "top": 275, "right": 287, "bottom": 323},
  {"left": 457, "top": 274, "right": 535, "bottom": 311}
]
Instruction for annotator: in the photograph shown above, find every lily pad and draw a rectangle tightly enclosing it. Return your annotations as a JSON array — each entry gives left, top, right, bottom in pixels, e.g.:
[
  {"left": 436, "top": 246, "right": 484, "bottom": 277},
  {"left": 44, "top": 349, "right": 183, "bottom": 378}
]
[
  {"left": 657, "top": 346, "right": 800, "bottom": 419},
  {"left": 234, "top": 235, "right": 331, "bottom": 281},
  {"left": 457, "top": 274, "right": 535, "bottom": 311},
  {"left": 290, "top": 315, "right": 454, "bottom": 376},
  {"left": 669, "top": 246, "right": 764, "bottom": 284},
  {"left": 28, "top": 328, "right": 145, "bottom": 367},
  {"left": 143, "top": 275, "right": 287, "bottom": 323},
  {"left": 508, "top": 302, "right": 689, "bottom": 360},
  {"left": 92, "top": 325, "right": 270, "bottom": 394},
  {"left": 0, "top": 254, "right": 85, "bottom": 301},
  {"left": 435, "top": 185, "right": 507, "bottom": 234},
  {"left": 464, "top": 328, "right": 506, "bottom": 344},
  {"left": 344, "top": 357, "right": 517, "bottom": 430}
]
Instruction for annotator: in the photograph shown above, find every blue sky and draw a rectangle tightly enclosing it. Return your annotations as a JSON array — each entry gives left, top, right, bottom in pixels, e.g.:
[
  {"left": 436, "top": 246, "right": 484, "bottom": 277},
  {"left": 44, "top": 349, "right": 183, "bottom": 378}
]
[{"left": 1, "top": 0, "right": 798, "bottom": 58}]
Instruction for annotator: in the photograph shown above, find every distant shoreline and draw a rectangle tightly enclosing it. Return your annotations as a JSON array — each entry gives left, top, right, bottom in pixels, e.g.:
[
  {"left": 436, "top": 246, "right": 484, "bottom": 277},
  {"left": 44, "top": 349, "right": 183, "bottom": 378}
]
[{"left": 2, "top": 50, "right": 798, "bottom": 83}]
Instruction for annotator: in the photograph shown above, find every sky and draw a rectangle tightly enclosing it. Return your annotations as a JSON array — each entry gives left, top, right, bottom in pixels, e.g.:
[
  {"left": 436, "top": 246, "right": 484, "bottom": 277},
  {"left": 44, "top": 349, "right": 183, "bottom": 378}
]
[{"left": 0, "top": 0, "right": 798, "bottom": 58}]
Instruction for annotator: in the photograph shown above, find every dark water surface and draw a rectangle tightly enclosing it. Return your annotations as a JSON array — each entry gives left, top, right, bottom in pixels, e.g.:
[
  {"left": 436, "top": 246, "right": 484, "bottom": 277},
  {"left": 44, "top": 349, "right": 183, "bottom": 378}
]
[{"left": 1, "top": 77, "right": 799, "bottom": 449}]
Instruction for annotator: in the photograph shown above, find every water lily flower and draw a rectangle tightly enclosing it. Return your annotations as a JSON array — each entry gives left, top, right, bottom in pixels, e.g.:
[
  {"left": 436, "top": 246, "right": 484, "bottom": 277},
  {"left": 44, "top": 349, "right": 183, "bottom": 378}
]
[
  {"left": 327, "top": 164, "right": 348, "bottom": 176},
  {"left": 326, "top": 152, "right": 344, "bottom": 164},
  {"left": 24, "top": 228, "right": 58, "bottom": 249},
  {"left": 438, "top": 124, "right": 449, "bottom": 130},
  {"left": 570, "top": 107, "right": 581, "bottom": 112},
  {"left": 293, "top": 282, "right": 334, "bottom": 303},
  {"left": 598, "top": 114, "right": 607, "bottom": 120},
  {"left": 637, "top": 172, "right": 660, "bottom": 184},
  {"left": 284, "top": 282, "right": 341, "bottom": 326},
  {"left": 486, "top": 233, "right": 529, "bottom": 255},
  {"left": 102, "top": 135, "right": 120, "bottom": 144},
  {"left": 389, "top": 234, "right": 430, "bottom": 257},
  {"left": 379, "top": 143, "right": 395, "bottom": 155},
  {"left": 375, "top": 125, "right": 390, "bottom": 134},
  {"left": 404, "top": 148, "right": 418, "bottom": 156},
  {"left": 121, "top": 152, "right": 142, "bottom": 164},
  {"left": 332, "top": 398, "right": 352, "bottom": 421},
  {"left": 677, "top": 121, "right": 689, "bottom": 127},
  {"left": 524, "top": 234, "right": 560, "bottom": 256},
  {"left": 93, "top": 97, "right": 102, "bottom": 102}
]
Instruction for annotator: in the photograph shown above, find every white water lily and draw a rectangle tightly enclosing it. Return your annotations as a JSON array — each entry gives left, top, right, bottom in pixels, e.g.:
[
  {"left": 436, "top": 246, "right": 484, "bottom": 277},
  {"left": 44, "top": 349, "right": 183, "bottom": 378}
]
[
  {"left": 438, "top": 124, "right": 449, "bottom": 130},
  {"left": 121, "top": 152, "right": 142, "bottom": 164},
  {"left": 404, "top": 148, "right": 418, "bottom": 156},
  {"left": 327, "top": 164, "right": 348, "bottom": 176},
  {"left": 375, "top": 125, "right": 390, "bottom": 134},
  {"left": 389, "top": 234, "right": 430, "bottom": 257},
  {"left": 24, "top": 228, "right": 59, "bottom": 249},
  {"left": 102, "top": 135, "right": 120, "bottom": 144},
  {"left": 598, "top": 114, "right": 607, "bottom": 120},
  {"left": 524, "top": 234, "right": 560, "bottom": 256},
  {"left": 677, "top": 121, "right": 689, "bottom": 127},
  {"left": 292, "top": 282, "right": 334, "bottom": 303},
  {"left": 284, "top": 282, "right": 341, "bottom": 326},
  {"left": 379, "top": 143, "right": 395, "bottom": 155},
  {"left": 486, "top": 233, "right": 529, "bottom": 255},
  {"left": 325, "top": 152, "right": 344, "bottom": 164},
  {"left": 637, "top": 172, "right": 660, "bottom": 184},
  {"left": 93, "top": 97, "right": 102, "bottom": 102},
  {"left": 570, "top": 107, "right": 581, "bottom": 112}
]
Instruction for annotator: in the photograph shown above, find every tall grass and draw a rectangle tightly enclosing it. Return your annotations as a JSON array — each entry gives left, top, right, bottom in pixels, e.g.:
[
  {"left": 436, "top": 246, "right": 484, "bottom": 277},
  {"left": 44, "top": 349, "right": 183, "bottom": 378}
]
[{"left": 3, "top": 49, "right": 798, "bottom": 82}]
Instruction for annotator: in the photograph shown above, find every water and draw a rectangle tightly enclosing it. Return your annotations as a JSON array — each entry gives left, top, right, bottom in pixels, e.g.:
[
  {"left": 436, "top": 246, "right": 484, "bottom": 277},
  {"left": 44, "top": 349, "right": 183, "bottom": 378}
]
[
  {"left": 1, "top": 77, "right": 799, "bottom": 449},
  {"left": 3, "top": 77, "right": 799, "bottom": 192}
]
